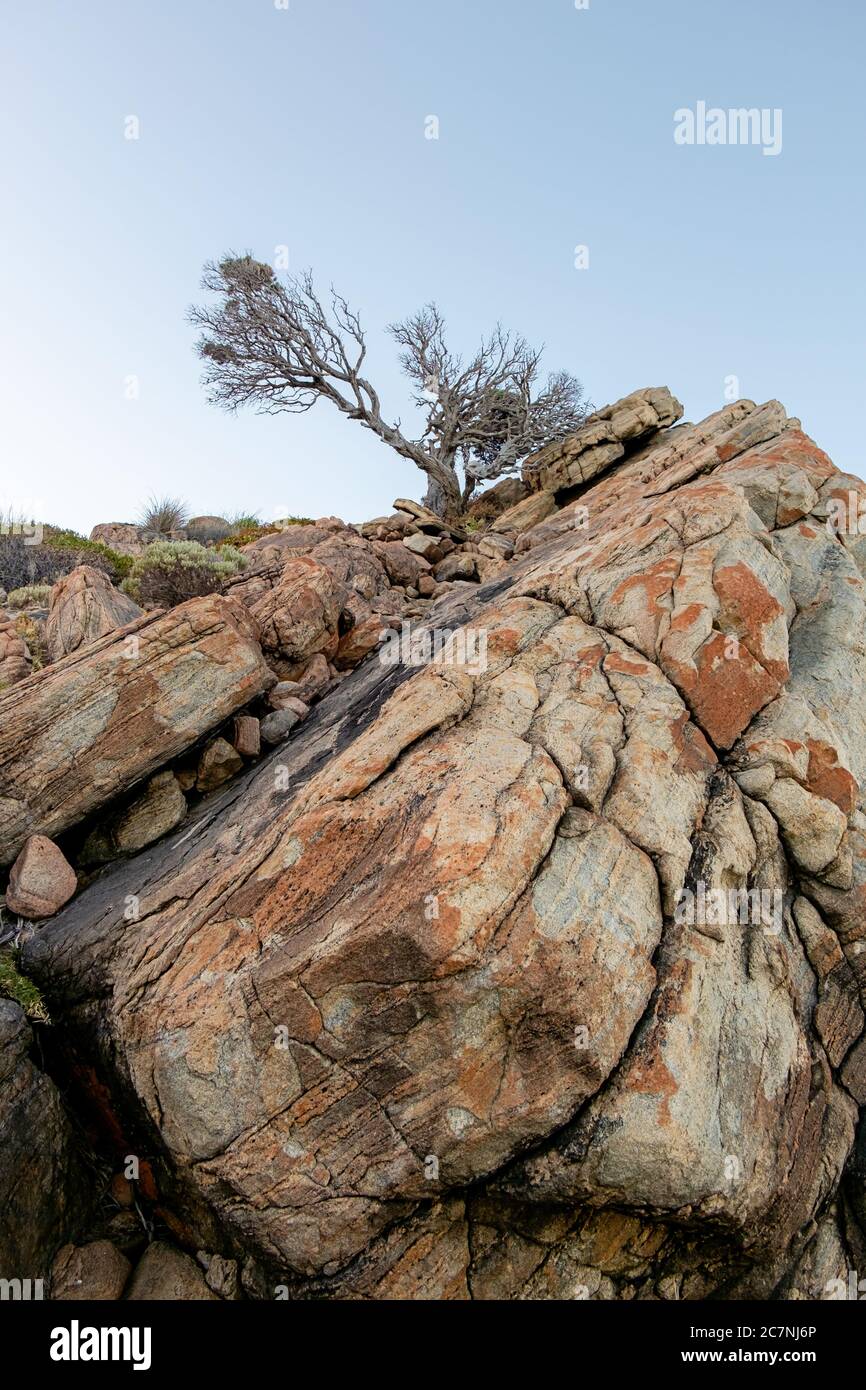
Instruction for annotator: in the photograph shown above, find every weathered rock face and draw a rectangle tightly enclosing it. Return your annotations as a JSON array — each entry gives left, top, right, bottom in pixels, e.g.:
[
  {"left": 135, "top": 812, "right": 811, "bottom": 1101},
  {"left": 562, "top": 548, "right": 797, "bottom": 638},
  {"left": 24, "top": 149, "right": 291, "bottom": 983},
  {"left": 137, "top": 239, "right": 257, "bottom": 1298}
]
[
  {"left": 466, "top": 475, "right": 529, "bottom": 522},
  {"left": 16, "top": 393, "right": 866, "bottom": 1300},
  {"left": 230, "top": 521, "right": 426, "bottom": 683},
  {"left": 0, "top": 616, "right": 32, "bottom": 687},
  {"left": 45, "top": 564, "right": 143, "bottom": 663},
  {"left": 89, "top": 522, "right": 147, "bottom": 556},
  {"left": 492, "top": 490, "right": 557, "bottom": 536},
  {"left": 373, "top": 540, "right": 431, "bottom": 588},
  {"left": 0, "top": 593, "right": 273, "bottom": 866},
  {"left": 247, "top": 554, "right": 347, "bottom": 677},
  {"left": 521, "top": 386, "right": 684, "bottom": 495},
  {"left": 0, "top": 1002, "right": 91, "bottom": 1280}
]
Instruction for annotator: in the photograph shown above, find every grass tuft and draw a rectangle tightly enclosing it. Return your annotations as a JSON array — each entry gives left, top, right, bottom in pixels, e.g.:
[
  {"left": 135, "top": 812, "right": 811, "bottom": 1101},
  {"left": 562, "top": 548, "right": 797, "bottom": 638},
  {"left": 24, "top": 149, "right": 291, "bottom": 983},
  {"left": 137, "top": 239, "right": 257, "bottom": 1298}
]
[{"left": 0, "top": 948, "right": 50, "bottom": 1023}]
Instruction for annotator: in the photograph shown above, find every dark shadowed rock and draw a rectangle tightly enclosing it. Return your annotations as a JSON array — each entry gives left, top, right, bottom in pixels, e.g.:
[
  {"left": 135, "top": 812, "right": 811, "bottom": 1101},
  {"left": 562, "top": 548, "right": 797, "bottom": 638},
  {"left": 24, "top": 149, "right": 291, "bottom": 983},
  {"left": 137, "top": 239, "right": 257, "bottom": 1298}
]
[
  {"left": 197, "top": 738, "right": 244, "bottom": 793},
  {"left": 51, "top": 1240, "right": 131, "bottom": 1300},
  {"left": 0, "top": 1002, "right": 92, "bottom": 1281}
]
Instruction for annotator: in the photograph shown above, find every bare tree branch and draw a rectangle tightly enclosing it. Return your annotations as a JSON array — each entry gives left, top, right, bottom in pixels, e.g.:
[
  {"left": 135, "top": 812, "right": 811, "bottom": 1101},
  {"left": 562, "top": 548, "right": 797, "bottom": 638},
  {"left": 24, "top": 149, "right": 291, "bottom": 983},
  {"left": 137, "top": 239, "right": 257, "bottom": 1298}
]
[{"left": 189, "top": 256, "right": 589, "bottom": 519}]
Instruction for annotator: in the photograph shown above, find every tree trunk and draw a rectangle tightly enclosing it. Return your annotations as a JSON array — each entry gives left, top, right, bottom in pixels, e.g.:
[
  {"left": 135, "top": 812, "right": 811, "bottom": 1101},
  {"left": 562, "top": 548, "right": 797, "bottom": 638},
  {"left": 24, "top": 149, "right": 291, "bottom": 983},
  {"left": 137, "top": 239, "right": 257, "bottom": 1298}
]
[
  {"left": 422, "top": 476, "right": 449, "bottom": 518},
  {"left": 421, "top": 457, "right": 463, "bottom": 521}
]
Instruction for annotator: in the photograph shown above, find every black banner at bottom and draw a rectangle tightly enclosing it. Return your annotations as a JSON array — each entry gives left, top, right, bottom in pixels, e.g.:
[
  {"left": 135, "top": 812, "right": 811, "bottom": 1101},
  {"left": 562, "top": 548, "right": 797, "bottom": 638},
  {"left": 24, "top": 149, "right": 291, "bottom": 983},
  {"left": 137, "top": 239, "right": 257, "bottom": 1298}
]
[{"left": 4, "top": 1296, "right": 860, "bottom": 1376}]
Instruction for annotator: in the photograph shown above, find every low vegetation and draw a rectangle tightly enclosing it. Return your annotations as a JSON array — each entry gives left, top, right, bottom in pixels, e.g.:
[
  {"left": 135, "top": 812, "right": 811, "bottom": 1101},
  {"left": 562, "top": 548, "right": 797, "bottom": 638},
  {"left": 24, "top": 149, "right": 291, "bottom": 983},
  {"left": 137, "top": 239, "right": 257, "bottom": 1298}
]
[
  {"left": 0, "top": 948, "right": 50, "bottom": 1023},
  {"left": 0, "top": 504, "right": 312, "bottom": 610},
  {"left": 137, "top": 494, "right": 190, "bottom": 537},
  {"left": 42, "top": 528, "right": 134, "bottom": 581},
  {"left": 0, "top": 529, "right": 131, "bottom": 595},
  {"left": 6, "top": 584, "right": 52, "bottom": 608},
  {"left": 121, "top": 539, "right": 246, "bottom": 607},
  {"left": 15, "top": 614, "right": 45, "bottom": 668}
]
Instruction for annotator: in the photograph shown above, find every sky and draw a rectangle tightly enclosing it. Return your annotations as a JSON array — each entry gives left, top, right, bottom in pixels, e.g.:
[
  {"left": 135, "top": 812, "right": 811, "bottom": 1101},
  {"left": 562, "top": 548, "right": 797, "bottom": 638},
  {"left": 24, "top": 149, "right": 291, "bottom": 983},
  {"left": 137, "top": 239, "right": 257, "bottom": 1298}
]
[{"left": 1, "top": 0, "right": 864, "bottom": 534}]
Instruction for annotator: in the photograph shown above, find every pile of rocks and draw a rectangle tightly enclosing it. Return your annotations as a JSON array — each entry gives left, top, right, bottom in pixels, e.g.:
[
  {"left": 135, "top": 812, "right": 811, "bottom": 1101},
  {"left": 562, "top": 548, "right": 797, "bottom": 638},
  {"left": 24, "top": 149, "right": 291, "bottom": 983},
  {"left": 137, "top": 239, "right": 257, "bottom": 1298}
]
[{"left": 0, "top": 496, "right": 521, "bottom": 918}]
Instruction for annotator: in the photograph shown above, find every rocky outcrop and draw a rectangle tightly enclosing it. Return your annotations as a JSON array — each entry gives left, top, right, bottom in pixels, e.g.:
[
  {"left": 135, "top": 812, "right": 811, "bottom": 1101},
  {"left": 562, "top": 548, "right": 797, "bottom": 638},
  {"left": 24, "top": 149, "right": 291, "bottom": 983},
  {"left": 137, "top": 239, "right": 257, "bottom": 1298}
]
[
  {"left": 12, "top": 389, "right": 866, "bottom": 1301},
  {"left": 521, "top": 386, "right": 684, "bottom": 495},
  {"left": 229, "top": 516, "right": 445, "bottom": 685},
  {"left": 45, "top": 565, "right": 143, "bottom": 663},
  {"left": 465, "top": 475, "right": 529, "bottom": 522},
  {"left": 373, "top": 541, "right": 432, "bottom": 588},
  {"left": 0, "top": 593, "right": 273, "bottom": 866},
  {"left": 393, "top": 498, "right": 467, "bottom": 541}
]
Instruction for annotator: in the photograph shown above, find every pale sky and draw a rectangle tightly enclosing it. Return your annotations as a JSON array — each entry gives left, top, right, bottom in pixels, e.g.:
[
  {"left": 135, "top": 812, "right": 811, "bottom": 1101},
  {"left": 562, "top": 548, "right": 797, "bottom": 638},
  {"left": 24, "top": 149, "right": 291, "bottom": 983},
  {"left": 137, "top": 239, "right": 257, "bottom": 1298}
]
[{"left": 2, "top": 0, "right": 863, "bottom": 534}]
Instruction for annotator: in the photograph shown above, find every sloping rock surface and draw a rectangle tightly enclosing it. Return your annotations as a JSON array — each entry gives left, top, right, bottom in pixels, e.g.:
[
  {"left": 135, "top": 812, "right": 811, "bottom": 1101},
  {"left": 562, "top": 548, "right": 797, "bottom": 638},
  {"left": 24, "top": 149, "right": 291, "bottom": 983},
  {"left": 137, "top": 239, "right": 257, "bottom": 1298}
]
[{"left": 19, "top": 394, "right": 866, "bottom": 1300}]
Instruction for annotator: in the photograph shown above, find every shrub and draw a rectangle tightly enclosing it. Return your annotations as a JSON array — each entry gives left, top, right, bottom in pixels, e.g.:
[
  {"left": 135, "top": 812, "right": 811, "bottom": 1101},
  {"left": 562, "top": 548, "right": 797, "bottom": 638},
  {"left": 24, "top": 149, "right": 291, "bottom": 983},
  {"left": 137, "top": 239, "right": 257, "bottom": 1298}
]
[
  {"left": 122, "top": 540, "right": 246, "bottom": 608},
  {"left": 0, "top": 534, "right": 75, "bottom": 592},
  {"left": 0, "top": 948, "right": 50, "bottom": 1021},
  {"left": 228, "top": 521, "right": 282, "bottom": 548},
  {"left": 14, "top": 615, "right": 45, "bottom": 669},
  {"left": 137, "top": 494, "right": 190, "bottom": 537},
  {"left": 228, "top": 512, "right": 262, "bottom": 533},
  {"left": 0, "top": 529, "right": 131, "bottom": 593},
  {"left": 42, "top": 528, "right": 133, "bottom": 582},
  {"left": 7, "top": 584, "right": 51, "bottom": 608}
]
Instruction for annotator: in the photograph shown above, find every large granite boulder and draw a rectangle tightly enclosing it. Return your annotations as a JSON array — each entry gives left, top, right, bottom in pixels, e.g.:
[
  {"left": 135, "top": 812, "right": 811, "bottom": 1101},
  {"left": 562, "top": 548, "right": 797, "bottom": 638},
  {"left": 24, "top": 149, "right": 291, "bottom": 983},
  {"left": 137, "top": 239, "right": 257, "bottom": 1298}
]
[
  {"left": 89, "top": 523, "right": 148, "bottom": 557},
  {"left": 16, "top": 394, "right": 866, "bottom": 1300}
]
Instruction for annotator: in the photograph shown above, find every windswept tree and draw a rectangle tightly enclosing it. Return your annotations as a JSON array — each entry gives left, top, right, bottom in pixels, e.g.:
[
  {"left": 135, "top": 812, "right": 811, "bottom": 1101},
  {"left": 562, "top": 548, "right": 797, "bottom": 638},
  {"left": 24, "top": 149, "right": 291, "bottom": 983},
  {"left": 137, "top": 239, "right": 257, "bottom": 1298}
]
[{"left": 189, "top": 255, "right": 589, "bottom": 521}]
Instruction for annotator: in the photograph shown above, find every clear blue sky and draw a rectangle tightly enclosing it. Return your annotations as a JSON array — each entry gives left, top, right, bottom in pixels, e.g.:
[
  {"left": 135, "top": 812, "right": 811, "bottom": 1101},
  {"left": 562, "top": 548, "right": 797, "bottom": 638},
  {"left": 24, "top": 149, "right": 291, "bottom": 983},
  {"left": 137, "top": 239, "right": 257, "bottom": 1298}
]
[{"left": 2, "top": 0, "right": 863, "bottom": 533}]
